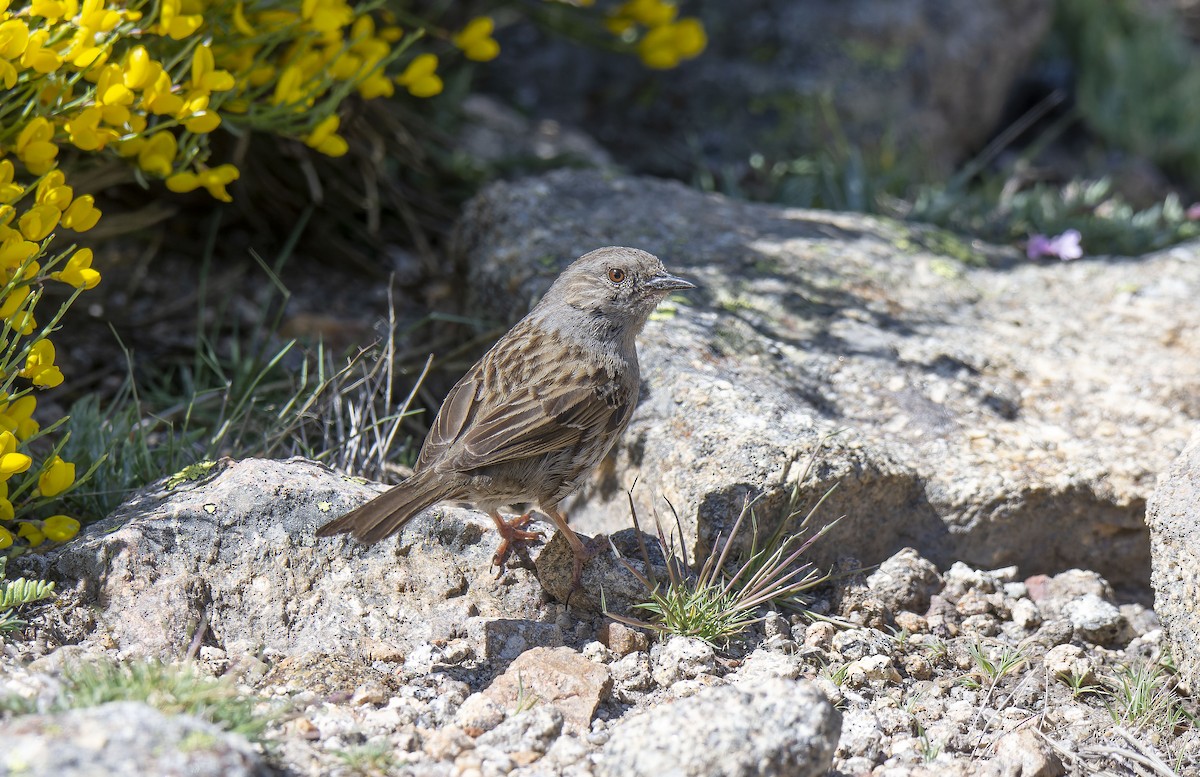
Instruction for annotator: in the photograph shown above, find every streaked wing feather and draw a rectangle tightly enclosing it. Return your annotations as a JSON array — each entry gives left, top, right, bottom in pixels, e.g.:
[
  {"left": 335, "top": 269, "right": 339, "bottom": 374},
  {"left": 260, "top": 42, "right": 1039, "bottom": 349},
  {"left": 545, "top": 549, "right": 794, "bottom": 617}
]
[
  {"left": 450, "top": 379, "right": 616, "bottom": 471},
  {"left": 415, "top": 366, "right": 482, "bottom": 472}
]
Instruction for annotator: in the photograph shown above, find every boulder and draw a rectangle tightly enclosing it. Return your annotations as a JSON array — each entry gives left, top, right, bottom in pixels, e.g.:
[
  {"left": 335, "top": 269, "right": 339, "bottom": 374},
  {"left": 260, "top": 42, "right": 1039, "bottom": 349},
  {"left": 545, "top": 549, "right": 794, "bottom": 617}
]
[
  {"left": 1146, "top": 429, "right": 1200, "bottom": 687},
  {"left": 455, "top": 169, "right": 1200, "bottom": 589}
]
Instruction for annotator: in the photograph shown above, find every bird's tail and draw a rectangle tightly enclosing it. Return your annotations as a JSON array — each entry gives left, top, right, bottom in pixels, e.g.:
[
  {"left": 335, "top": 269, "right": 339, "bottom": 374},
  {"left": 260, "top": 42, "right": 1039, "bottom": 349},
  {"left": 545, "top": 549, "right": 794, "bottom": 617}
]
[{"left": 316, "top": 472, "right": 456, "bottom": 544}]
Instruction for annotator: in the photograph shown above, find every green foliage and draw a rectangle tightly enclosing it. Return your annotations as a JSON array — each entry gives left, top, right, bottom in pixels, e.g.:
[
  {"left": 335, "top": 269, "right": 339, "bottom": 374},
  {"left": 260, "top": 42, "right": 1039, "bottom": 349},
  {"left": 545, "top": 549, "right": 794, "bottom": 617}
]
[
  {"left": 609, "top": 455, "right": 838, "bottom": 648},
  {"left": 1054, "top": 0, "right": 1200, "bottom": 186},
  {"left": 24, "top": 660, "right": 272, "bottom": 741},
  {"left": 1103, "top": 659, "right": 1196, "bottom": 733},
  {"left": 0, "top": 556, "right": 56, "bottom": 634}
]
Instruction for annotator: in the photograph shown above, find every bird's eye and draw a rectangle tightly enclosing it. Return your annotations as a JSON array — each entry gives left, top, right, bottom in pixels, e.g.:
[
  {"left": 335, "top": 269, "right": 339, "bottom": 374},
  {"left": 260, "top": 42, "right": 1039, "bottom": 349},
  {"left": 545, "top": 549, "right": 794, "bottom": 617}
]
[{"left": 607, "top": 267, "right": 627, "bottom": 284}]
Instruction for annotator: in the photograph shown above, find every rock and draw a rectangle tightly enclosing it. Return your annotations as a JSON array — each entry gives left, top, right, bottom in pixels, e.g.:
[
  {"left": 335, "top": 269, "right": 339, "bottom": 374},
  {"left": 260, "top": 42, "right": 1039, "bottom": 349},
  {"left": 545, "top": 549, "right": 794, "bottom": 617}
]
[
  {"left": 455, "top": 693, "right": 507, "bottom": 736},
  {"left": 866, "top": 548, "right": 942, "bottom": 614},
  {"left": 598, "top": 621, "right": 649, "bottom": 656},
  {"left": 1043, "top": 644, "right": 1096, "bottom": 686},
  {"left": 993, "top": 728, "right": 1065, "bottom": 777},
  {"left": 831, "top": 629, "right": 893, "bottom": 662},
  {"left": 609, "top": 651, "right": 653, "bottom": 703},
  {"left": 835, "top": 708, "right": 884, "bottom": 763},
  {"left": 483, "top": 1, "right": 1051, "bottom": 181},
  {"left": 25, "top": 458, "right": 554, "bottom": 662},
  {"left": 457, "top": 94, "right": 612, "bottom": 172},
  {"left": 456, "top": 170, "right": 1199, "bottom": 589},
  {"left": 466, "top": 617, "right": 563, "bottom": 663},
  {"left": 475, "top": 705, "right": 564, "bottom": 755},
  {"left": 2, "top": 701, "right": 269, "bottom": 777},
  {"left": 534, "top": 527, "right": 668, "bottom": 614},
  {"left": 1010, "top": 598, "right": 1042, "bottom": 631},
  {"left": 1062, "top": 594, "right": 1126, "bottom": 647},
  {"left": 597, "top": 679, "right": 840, "bottom": 777},
  {"left": 480, "top": 647, "right": 611, "bottom": 736},
  {"left": 1146, "top": 429, "right": 1200, "bottom": 688},
  {"left": 649, "top": 636, "right": 719, "bottom": 687},
  {"left": 843, "top": 655, "right": 901, "bottom": 689}
]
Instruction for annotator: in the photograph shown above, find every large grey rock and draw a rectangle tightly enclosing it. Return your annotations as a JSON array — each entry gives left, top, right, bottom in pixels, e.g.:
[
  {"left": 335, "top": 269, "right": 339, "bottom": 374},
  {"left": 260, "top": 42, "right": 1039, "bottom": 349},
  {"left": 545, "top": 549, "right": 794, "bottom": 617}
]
[
  {"left": 27, "top": 458, "right": 556, "bottom": 662},
  {"left": 2, "top": 701, "right": 270, "bottom": 777},
  {"left": 484, "top": 0, "right": 1052, "bottom": 181},
  {"left": 597, "top": 679, "right": 840, "bottom": 777},
  {"left": 1147, "top": 429, "right": 1200, "bottom": 687},
  {"left": 455, "top": 170, "right": 1200, "bottom": 589}
]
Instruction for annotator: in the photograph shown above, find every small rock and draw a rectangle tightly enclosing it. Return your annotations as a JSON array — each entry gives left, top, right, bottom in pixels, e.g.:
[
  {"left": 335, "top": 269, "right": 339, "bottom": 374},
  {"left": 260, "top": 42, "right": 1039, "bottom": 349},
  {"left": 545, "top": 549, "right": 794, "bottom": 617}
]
[
  {"left": 960, "top": 613, "right": 1000, "bottom": 637},
  {"left": 835, "top": 708, "right": 884, "bottom": 762},
  {"left": 994, "top": 728, "right": 1065, "bottom": 777},
  {"left": 866, "top": 548, "right": 941, "bottom": 614},
  {"left": 598, "top": 680, "right": 840, "bottom": 777},
  {"left": 1031, "top": 619, "right": 1075, "bottom": 649},
  {"left": 599, "top": 621, "right": 649, "bottom": 656},
  {"left": 731, "top": 649, "right": 803, "bottom": 684},
  {"left": 610, "top": 652, "right": 653, "bottom": 703},
  {"left": 455, "top": 693, "right": 507, "bottom": 736},
  {"left": 1043, "top": 644, "right": 1096, "bottom": 685},
  {"left": 831, "top": 629, "right": 892, "bottom": 661},
  {"left": 804, "top": 622, "right": 837, "bottom": 650},
  {"left": 482, "top": 647, "right": 611, "bottom": 736},
  {"left": 763, "top": 611, "right": 792, "bottom": 641},
  {"left": 650, "top": 636, "right": 718, "bottom": 687},
  {"left": 422, "top": 726, "right": 474, "bottom": 761},
  {"left": 1010, "top": 598, "right": 1042, "bottom": 631},
  {"left": 535, "top": 528, "right": 667, "bottom": 613},
  {"left": 902, "top": 654, "right": 933, "bottom": 680},
  {"left": 844, "top": 655, "right": 901, "bottom": 689},
  {"left": 476, "top": 705, "right": 564, "bottom": 755},
  {"left": 466, "top": 617, "right": 564, "bottom": 663},
  {"left": 894, "top": 611, "right": 929, "bottom": 634},
  {"left": 581, "top": 641, "right": 615, "bottom": 664},
  {"left": 1062, "top": 594, "right": 1126, "bottom": 647}
]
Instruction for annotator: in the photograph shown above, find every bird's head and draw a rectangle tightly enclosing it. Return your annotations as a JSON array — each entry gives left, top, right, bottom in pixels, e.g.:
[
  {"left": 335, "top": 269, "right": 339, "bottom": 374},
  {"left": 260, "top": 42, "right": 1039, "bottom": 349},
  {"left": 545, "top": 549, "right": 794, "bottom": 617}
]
[{"left": 539, "top": 247, "right": 695, "bottom": 337}]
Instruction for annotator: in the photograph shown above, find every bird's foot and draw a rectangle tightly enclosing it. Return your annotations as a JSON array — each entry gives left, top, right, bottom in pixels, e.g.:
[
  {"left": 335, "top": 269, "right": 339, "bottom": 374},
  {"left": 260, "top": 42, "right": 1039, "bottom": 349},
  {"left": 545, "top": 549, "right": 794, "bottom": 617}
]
[
  {"left": 491, "top": 512, "right": 545, "bottom": 573},
  {"left": 564, "top": 535, "right": 604, "bottom": 606}
]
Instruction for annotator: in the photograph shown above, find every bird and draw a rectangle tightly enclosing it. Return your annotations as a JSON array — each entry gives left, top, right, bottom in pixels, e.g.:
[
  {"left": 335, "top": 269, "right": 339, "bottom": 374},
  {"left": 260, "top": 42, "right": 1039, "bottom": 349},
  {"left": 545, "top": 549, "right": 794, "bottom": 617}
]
[{"left": 317, "top": 246, "right": 695, "bottom": 589}]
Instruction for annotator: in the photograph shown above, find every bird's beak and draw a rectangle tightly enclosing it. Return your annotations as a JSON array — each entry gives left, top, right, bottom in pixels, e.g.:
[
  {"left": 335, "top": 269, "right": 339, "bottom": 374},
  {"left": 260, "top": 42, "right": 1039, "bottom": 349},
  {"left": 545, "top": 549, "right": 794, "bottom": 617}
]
[{"left": 645, "top": 273, "right": 696, "bottom": 292}]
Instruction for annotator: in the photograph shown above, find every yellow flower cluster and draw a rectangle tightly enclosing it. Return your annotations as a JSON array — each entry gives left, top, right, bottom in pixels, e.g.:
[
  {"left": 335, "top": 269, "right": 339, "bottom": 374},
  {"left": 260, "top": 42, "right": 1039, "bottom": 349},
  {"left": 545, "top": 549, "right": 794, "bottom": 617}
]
[{"left": 606, "top": 0, "right": 706, "bottom": 69}]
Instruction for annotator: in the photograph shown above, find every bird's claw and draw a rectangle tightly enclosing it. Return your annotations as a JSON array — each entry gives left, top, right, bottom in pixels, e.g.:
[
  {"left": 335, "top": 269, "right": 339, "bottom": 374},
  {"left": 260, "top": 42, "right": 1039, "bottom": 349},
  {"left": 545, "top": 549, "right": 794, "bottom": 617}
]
[{"left": 491, "top": 512, "right": 545, "bottom": 574}]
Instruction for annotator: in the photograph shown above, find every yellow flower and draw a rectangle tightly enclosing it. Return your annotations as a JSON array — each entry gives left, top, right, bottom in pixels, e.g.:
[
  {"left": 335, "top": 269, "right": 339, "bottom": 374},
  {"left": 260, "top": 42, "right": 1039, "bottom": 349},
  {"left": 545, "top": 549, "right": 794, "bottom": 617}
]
[
  {"left": 0, "top": 160, "right": 24, "bottom": 204},
  {"left": 51, "top": 247, "right": 101, "bottom": 288},
  {"left": 303, "top": 115, "right": 349, "bottom": 157},
  {"left": 0, "top": 238, "right": 37, "bottom": 271},
  {"left": 232, "top": 1, "right": 256, "bottom": 35},
  {"left": 35, "top": 170, "right": 73, "bottom": 210},
  {"left": 29, "top": 0, "right": 68, "bottom": 22},
  {"left": 17, "top": 522, "right": 45, "bottom": 547},
  {"left": 396, "top": 53, "right": 443, "bottom": 98},
  {"left": 137, "top": 131, "right": 177, "bottom": 177},
  {"left": 65, "top": 106, "right": 109, "bottom": 151},
  {"left": 0, "top": 284, "right": 31, "bottom": 318},
  {"left": 0, "top": 19, "right": 30, "bottom": 59},
  {"left": 0, "top": 431, "right": 32, "bottom": 477},
  {"left": 0, "top": 394, "right": 39, "bottom": 439},
  {"left": 79, "top": 0, "right": 122, "bottom": 32},
  {"left": 122, "top": 46, "right": 155, "bottom": 89},
  {"left": 65, "top": 27, "right": 107, "bottom": 68},
  {"left": 301, "top": 0, "right": 353, "bottom": 34},
  {"left": 623, "top": 0, "right": 678, "bottom": 27},
  {"left": 38, "top": 457, "right": 75, "bottom": 497},
  {"left": 272, "top": 64, "right": 307, "bottom": 105},
  {"left": 20, "top": 29, "right": 63, "bottom": 74},
  {"left": 157, "top": 0, "right": 203, "bottom": 39},
  {"left": 166, "top": 164, "right": 239, "bottom": 202},
  {"left": 15, "top": 118, "right": 59, "bottom": 175},
  {"left": 21, "top": 340, "right": 64, "bottom": 389},
  {"left": 0, "top": 524, "right": 11, "bottom": 549},
  {"left": 18, "top": 203, "right": 61, "bottom": 241},
  {"left": 43, "top": 515, "right": 80, "bottom": 542},
  {"left": 453, "top": 17, "right": 500, "bottom": 62},
  {"left": 190, "top": 44, "right": 235, "bottom": 93},
  {"left": 638, "top": 18, "right": 706, "bottom": 69},
  {"left": 61, "top": 196, "right": 100, "bottom": 232}
]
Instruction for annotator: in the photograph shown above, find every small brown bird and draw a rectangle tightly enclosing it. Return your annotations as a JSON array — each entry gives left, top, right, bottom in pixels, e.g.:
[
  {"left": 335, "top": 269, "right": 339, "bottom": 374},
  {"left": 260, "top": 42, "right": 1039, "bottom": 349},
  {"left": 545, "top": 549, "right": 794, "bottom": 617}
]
[{"left": 317, "top": 246, "right": 694, "bottom": 586}]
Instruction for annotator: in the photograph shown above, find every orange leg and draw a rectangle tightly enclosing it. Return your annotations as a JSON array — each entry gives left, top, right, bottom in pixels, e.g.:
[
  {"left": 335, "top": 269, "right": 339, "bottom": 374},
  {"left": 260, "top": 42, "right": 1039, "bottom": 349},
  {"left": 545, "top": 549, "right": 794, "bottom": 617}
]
[
  {"left": 489, "top": 511, "right": 544, "bottom": 572},
  {"left": 544, "top": 506, "right": 593, "bottom": 594}
]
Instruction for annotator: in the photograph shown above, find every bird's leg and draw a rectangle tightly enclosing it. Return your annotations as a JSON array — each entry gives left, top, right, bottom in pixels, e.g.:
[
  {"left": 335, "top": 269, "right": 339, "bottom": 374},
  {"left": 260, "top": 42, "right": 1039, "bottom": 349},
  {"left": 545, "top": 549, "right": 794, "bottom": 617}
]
[
  {"left": 488, "top": 510, "right": 545, "bottom": 572},
  {"left": 544, "top": 507, "right": 594, "bottom": 599}
]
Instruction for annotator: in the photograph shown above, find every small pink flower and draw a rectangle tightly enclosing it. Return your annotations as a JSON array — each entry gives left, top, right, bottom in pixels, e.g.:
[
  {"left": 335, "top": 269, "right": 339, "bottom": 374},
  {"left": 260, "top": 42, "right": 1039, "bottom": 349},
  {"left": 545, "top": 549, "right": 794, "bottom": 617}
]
[
  {"left": 1026, "top": 229, "right": 1083, "bottom": 261},
  {"left": 1186, "top": 203, "right": 1200, "bottom": 220}
]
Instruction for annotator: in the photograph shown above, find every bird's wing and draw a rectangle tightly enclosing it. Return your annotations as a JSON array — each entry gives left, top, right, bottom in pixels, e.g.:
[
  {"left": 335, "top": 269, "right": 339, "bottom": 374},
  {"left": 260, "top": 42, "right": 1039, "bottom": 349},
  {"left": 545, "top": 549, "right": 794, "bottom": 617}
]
[
  {"left": 414, "top": 363, "right": 485, "bottom": 472},
  {"left": 448, "top": 371, "right": 625, "bottom": 471}
]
